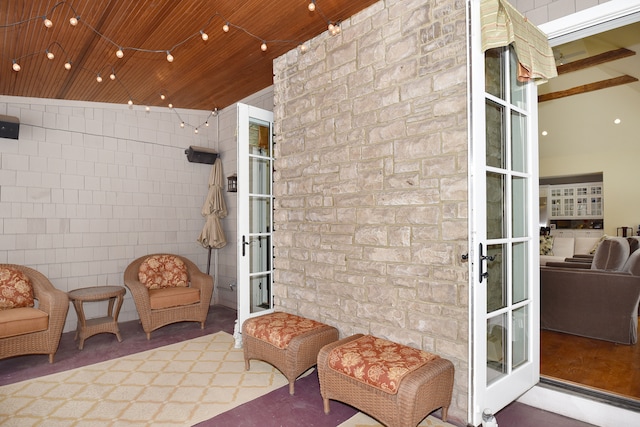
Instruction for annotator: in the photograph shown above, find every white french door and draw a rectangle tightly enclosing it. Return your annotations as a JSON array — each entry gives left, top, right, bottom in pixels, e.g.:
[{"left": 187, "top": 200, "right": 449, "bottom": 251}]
[
  {"left": 469, "top": 4, "right": 540, "bottom": 424},
  {"left": 237, "top": 103, "right": 275, "bottom": 332}
]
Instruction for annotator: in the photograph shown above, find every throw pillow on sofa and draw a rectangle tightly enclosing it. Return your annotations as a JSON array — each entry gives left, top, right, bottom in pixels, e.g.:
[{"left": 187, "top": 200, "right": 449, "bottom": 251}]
[
  {"left": 0, "top": 267, "right": 35, "bottom": 310},
  {"left": 540, "top": 235, "right": 554, "bottom": 255}
]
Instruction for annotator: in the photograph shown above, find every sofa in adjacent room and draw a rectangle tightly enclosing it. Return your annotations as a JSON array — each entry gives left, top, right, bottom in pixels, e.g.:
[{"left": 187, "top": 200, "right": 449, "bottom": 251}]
[{"left": 540, "top": 238, "right": 640, "bottom": 344}]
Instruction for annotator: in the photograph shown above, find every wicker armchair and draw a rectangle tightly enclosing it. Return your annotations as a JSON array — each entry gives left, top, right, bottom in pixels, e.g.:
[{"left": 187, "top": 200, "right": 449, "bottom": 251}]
[
  {"left": 0, "top": 264, "right": 69, "bottom": 363},
  {"left": 123, "top": 254, "right": 213, "bottom": 340}
]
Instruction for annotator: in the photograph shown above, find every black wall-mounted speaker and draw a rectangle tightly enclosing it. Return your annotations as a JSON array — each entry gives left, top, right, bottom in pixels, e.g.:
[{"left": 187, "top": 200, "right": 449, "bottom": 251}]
[
  {"left": 185, "top": 146, "right": 218, "bottom": 164},
  {"left": 0, "top": 115, "right": 19, "bottom": 140}
]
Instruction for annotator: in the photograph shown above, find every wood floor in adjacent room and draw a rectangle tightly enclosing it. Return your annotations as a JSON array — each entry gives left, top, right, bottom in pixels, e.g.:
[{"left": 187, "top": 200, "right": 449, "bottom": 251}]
[{"left": 540, "top": 321, "right": 640, "bottom": 402}]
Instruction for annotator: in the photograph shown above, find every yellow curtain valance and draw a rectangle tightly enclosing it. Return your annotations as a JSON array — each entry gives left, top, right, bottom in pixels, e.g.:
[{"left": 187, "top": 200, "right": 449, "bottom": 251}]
[{"left": 480, "top": 0, "right": 557, "bottom": 83}]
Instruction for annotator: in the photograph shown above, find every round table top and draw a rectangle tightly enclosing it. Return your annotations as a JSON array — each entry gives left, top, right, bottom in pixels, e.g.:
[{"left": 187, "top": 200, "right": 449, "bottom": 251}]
[{"left": 68, "top": 285, "right": 126, "bottom": 301}]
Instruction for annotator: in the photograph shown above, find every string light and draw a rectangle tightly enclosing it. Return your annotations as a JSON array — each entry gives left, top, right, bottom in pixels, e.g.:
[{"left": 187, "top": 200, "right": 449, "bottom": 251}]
[
  {"left": 3, "top": 1, "right": 346, "bottom": 130},
  {"left": 194, "top": 128, "right": 199, "bottom": 134}
]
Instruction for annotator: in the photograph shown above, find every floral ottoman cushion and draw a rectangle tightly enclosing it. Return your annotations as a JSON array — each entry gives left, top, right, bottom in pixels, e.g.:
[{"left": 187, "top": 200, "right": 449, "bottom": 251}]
[
  {"left": 327, "top": 335, "right": 438, "bottom": 394},
  {"left": 243, "top": 312, "right": 327, "bottom": 349}
]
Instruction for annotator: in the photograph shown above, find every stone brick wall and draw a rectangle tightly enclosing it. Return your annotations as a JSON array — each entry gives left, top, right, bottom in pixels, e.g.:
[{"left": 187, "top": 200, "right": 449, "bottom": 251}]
[{"left": 272, "top": 0, "right": 468, "bottom": 422}]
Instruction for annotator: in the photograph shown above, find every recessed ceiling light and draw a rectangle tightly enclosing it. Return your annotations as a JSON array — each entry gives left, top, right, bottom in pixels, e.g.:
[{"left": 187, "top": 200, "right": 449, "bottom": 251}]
[{"left": 614, "top": 118, "right": 621, "bottom": 124}]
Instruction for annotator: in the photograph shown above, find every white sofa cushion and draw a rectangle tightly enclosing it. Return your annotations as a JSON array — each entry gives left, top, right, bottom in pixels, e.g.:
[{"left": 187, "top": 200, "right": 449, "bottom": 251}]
[{"left": 551, "top": 237, "right": 575, "bottom": 259}]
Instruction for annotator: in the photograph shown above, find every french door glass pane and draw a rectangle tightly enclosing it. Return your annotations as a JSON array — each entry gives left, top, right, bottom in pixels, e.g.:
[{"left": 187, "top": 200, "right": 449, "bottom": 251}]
[
  {"left": 249, "top": 157, "right": 271, "bottom": 195},
  {"left": 511, "top": 111, "right": 527, "bottom": 173},
  {"left": 486, "top": 172, "right": 505, "bottom": 240},
  {"left": 248, "top": 235, "right": 271, "bottom": 274},
  {"left": 487, "top": 313, "right": 507, "bottom": 384},
  {"left": 249, "top": 197, "right": 270, "bottom": 234},
  {"left": 485, "top": 48, "right": 505, "bottom": 99},
  {"left": 486, "top": 100, "right": 505, "bottom": 169},
  {"left": 512, "top": 241, "right": 528, "bottom": 303},
  {"left": 509, "top": 49, "right": 527, "bottom": 109},
  {"left": 512, "top": 176, "right": 527, "bottom": 238},
  {"left": 512, "top": 306, "right": 528, "bottom": 369},
  {"left": 486, "top": 243, "right": 506, "bottom": 313},
  {"left": 250, "top": 273, "right": 271, "bottom": 313}
]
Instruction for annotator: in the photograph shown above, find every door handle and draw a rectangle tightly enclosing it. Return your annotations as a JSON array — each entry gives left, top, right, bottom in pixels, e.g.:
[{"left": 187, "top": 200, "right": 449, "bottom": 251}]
[
  {"left": 478, "top": 243, "right": 496, "bottom": 283},
  {"left": 242, "top": 235, "right": 250, "bottom": 256}
]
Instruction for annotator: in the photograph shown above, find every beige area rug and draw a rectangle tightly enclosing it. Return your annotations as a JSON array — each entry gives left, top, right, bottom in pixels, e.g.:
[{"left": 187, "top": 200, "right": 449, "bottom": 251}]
[
  {"left": 339, "top": 412, "right": 457, "bottom": 427},
  {"left": 0, "top": 331, "right": 287, "bottom": 427}
]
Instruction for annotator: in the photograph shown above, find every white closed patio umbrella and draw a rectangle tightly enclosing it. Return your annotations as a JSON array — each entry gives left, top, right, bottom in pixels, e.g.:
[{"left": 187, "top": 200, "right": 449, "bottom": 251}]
[{"left": 198, "top": 157, "right": 227, "bottom": 274}]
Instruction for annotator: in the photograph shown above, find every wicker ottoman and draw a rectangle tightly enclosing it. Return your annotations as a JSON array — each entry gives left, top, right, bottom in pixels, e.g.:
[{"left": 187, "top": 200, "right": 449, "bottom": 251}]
[
  {"left": 318, "top": 334, "right": 455, "bottom": 427},
  {"left": 242, "top": 312, "right": 339, "bottom": 395}
]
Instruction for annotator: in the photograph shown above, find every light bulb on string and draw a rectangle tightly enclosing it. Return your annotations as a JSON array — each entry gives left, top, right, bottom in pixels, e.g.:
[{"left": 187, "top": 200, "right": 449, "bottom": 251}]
[
  {"left": 12, "top": 60, "right": 20, "bottom": 72},
  {"left": 145, "top": 106, "right": 150, "bottom": 112},
  {"left": 299, "top": 44, "right": 308, "bottom": 54},
  {"left": 46, "top": 50, "right": 54, "bottom": 60},
  {"left": 200, "top": 30, "right": 208, "bottom": 41},
  {"left": 69, "top": 16, "right": 79, "bottom": 26},
  {"left": 43, "top": 16, "right": 53, "bottom": 28},
  {"left": 127, "top": 99, "right": 133, "bottom": 106},
  {"left": 194, "top": 128, "right": 199, "bottom": 134},
  {"left": 168, "top": 103, "right": 173, "bottom": 109},
  {"left": 160, "top": 94, "right": 166, "bottom": 100},
  {"left": 261, "top": 42, "right": 267, "bottom": 52},
  {"left": 308, "top": 1, "right": 316, "bottom": 12},
  {"left": 180, "top": 122, "right": 185, "bottom": 128},
  {"left": 96, "top": 74, "right": 103, "bottom": 83},
  {"left": 223, "top": 22, "right": 229, "bottom": 32},
  {"left": 64, "top": 61, "right": 72, "bottom": 70},
  {"left": 212, "top": 108, "right": 218, "bottom": 116},
  {"left": 328, "top": 23, "right": 334, "bottom": 32},
  {"left": 116, "top": 48, "right": 124, "bottom": 58},
  {"left": 205, "top": 121, "right": 209, "bottom": 127},
  {"left": 166, "top": 51, "right": 174, "bottom": 62},
  {"left": 110, "top": 72, "right": 116, "bottom": 80}
]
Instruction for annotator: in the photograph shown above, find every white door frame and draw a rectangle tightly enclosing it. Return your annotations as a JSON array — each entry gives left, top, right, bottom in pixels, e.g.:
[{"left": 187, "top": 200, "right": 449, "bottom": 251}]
[{"left": 236, "top": 103, "right": 275, "bottom": 341}]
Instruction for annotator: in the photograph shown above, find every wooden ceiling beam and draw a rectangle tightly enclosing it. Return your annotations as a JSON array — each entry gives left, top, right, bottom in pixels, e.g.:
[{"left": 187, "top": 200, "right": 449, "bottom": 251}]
[
  {"left": 556, "top": 47, "right": 636, "bottom": 75},
  {"left": 538, "top": 75, "right": 638, "bottom": 102}
]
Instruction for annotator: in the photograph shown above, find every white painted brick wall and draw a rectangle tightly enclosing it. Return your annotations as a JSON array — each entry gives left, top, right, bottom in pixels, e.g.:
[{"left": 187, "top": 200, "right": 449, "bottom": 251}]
[{"left": 0, "top": 96, "right": 217, "bottom": 332}]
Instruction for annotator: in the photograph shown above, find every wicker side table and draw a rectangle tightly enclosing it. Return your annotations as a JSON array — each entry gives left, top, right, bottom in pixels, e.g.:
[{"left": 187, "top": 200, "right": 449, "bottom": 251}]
[{"left": 68, "top": 285, "right": 126, "bottom": 350}]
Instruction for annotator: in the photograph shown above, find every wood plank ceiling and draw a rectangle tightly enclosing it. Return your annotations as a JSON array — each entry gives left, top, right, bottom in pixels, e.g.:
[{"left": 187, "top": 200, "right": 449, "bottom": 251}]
[{"left": 0, "top": 0, "right": 379, "bottom": 111}]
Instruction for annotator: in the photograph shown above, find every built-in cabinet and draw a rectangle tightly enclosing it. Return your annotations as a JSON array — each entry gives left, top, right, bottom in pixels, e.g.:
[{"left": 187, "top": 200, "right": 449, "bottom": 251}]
[
  {"left": 544, "top": 182, "right": 603, "bottom": 219},
  {"left": 540, "top": 182, "right": 604, "bottom": 232}
]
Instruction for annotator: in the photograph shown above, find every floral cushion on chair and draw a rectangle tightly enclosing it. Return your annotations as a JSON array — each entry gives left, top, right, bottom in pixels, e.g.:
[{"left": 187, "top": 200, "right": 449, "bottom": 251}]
[
  {"left": 0, "top": 267, "right": 35, "bottom": 310},
  {"left": 139, "top": 255, "right": 188, "bottom": 290},
  {"left": 327, "top": 335, "right": 438, "bottom": 394}
]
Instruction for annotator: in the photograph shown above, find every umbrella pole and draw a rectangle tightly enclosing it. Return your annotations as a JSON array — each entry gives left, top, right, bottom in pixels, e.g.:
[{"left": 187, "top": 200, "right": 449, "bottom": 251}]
[{"left": 207, "top": 247, "right": 212, "bottom": 275}]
